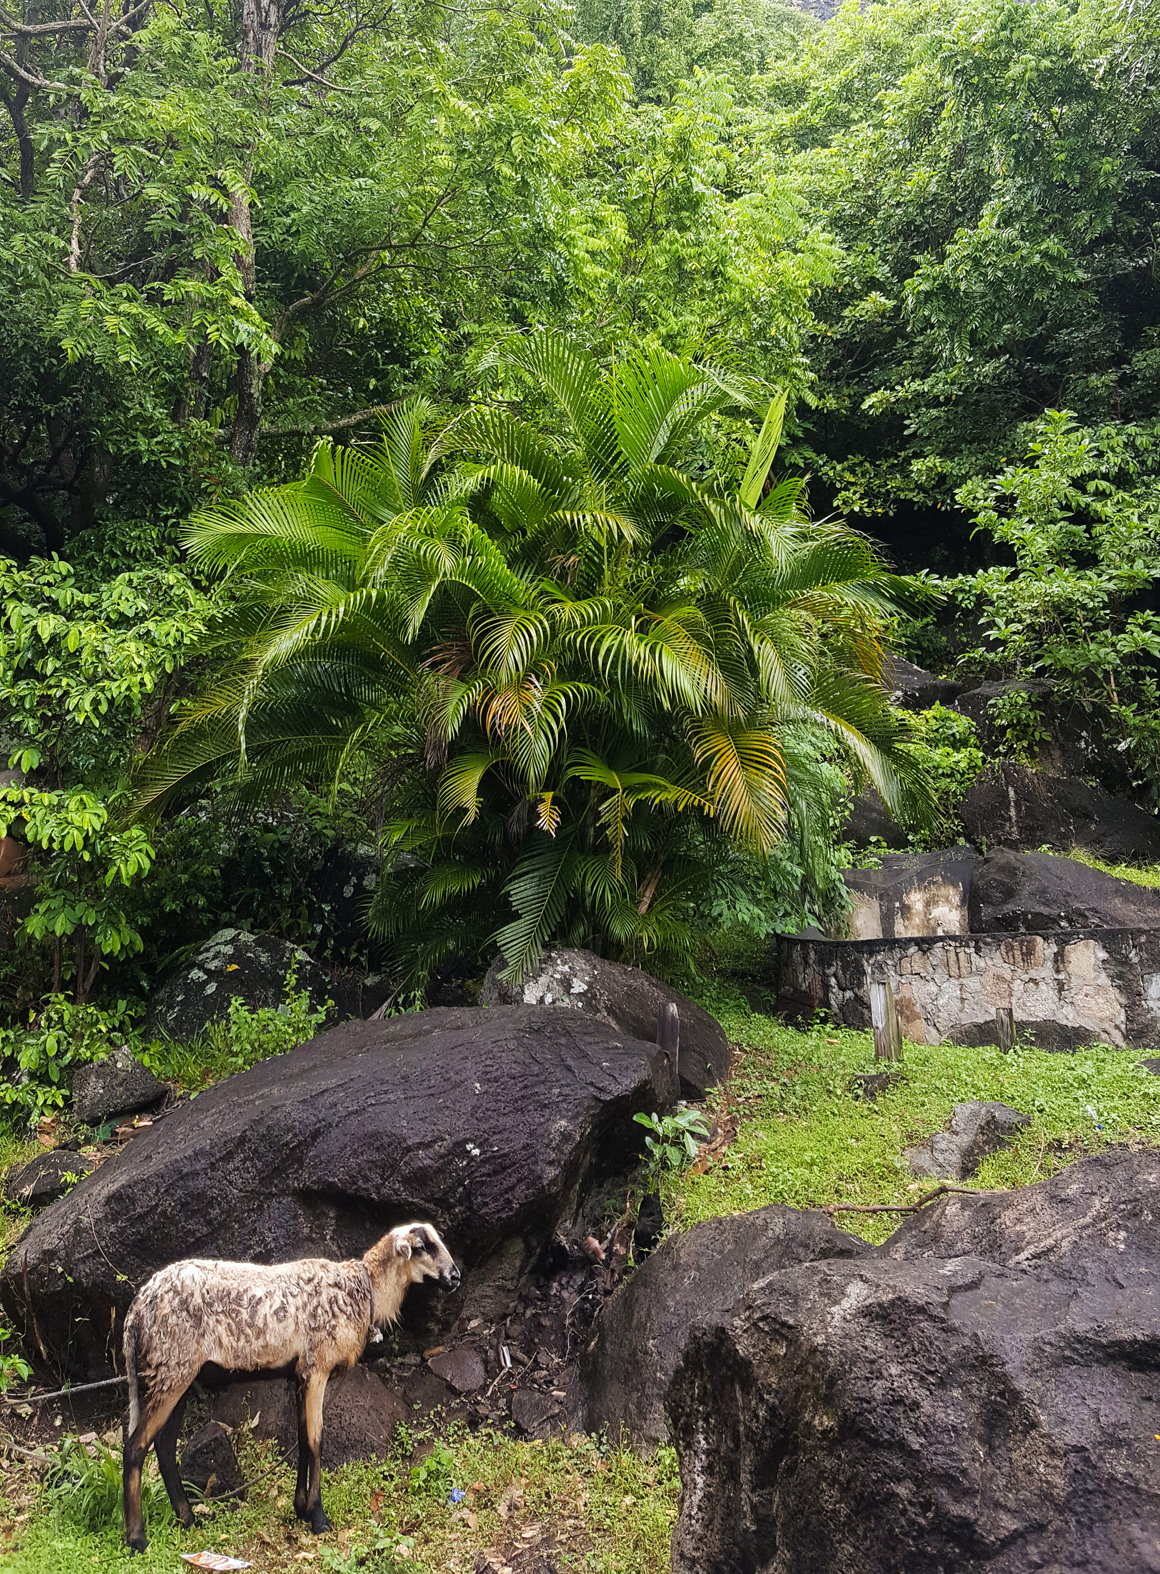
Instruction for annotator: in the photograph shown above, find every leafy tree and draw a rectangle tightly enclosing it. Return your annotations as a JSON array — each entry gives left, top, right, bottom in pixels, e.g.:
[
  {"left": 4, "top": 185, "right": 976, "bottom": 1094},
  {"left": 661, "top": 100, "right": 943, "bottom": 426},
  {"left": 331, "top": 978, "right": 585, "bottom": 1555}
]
[
  {"left": 136, "top": 334, "right": 931, "bottom": 985},
  {"left": 941, "top": 411, "right": 1160, "bottom": 801}
]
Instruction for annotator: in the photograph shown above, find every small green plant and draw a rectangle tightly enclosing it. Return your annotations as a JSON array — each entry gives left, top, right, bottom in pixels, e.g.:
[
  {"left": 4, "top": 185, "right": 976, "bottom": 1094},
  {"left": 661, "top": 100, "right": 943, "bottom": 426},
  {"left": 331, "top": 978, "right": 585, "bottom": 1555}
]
[
  {"left": 48, "top": 1433, "right": 170, "bottom": 1532},
  {"left": 0, "top": 1324, "right": 31, "bottom": 1392},
  {"left": 899, "top": 704, "right": 985, "bottom": 846},
  {"left": 986, "top": 688, "right": 1052, "bottom": 763},
  {"left": 0, "top": 995, "right": 140, "bottom": 1125},
  {"left": 203, "top": 963, "right": 330, "bottom": 1076},
  {"left": 634, "top": 1106, "right": 712, "bottom": 1187},
  {"left": 407, "top": 1437, "right": 456, "bottom": 1496}
]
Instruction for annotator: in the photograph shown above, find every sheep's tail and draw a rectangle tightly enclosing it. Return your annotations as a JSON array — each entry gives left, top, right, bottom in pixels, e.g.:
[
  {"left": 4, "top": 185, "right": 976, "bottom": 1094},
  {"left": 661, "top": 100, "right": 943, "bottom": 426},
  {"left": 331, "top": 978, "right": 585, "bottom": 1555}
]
[{"left": 123, "top": 1310, "right": 140, "bottom": 1436}]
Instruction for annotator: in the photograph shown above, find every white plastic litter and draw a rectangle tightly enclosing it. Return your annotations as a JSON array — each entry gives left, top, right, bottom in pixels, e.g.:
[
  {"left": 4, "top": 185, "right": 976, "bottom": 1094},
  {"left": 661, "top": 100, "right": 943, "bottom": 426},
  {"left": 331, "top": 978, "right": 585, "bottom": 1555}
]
[{"left": 180, "top": 1554, "right": 253, "bottom": 1571}]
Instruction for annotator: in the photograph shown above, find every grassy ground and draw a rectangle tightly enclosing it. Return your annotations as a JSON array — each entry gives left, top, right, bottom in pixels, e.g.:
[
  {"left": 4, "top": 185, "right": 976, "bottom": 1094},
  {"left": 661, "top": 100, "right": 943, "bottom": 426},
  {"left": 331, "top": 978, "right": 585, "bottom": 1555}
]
[
  {"left": 0, "top": 1423, "right": 677, "bottom": 1573},
  {"left": 669, "top": 983, "right": 1160, "bottom": 1243}
]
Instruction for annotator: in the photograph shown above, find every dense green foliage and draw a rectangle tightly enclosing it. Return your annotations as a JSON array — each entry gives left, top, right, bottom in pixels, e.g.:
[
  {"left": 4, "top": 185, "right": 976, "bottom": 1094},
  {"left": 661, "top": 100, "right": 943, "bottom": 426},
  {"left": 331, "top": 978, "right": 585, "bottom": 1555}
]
[
  {"left": 136, "top": 335, "right": 931, "bottom": 981},
  {"left": 1, "top": 0, "right": 1159, "bottom": 1000}
]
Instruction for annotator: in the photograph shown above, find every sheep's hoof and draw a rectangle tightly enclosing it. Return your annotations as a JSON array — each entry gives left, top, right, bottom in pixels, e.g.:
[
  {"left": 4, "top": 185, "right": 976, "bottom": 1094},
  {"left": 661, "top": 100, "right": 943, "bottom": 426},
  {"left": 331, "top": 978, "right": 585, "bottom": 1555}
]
[
  {"left": 127, "top": 1534, "right": 148, "bottom": 1555},
  {"left": 176, "top": 1504, "right": 195, "bottom": 1529},
  {"left": 308, "top": 1506, "right": 332, "bottom": 1536}
]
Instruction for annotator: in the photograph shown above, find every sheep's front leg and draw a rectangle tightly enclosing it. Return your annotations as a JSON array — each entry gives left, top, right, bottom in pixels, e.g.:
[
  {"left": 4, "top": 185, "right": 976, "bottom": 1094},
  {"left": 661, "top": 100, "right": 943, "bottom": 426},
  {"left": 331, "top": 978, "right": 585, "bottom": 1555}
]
[
  {"left": 123, "top": 1389, "right": 184, "bottom": 1553},
  {"left": 155, "top": 1389, "right": 194, "bottom": 1528},
  {"left": 294, "top": 1370, "right": 332, "bottom": 1534}
]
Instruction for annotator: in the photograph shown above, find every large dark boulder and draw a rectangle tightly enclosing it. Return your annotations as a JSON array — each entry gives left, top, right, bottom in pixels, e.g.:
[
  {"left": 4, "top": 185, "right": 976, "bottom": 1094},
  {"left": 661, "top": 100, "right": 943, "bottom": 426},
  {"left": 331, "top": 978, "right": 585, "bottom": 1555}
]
[
  {"left": 667, "top": 1152, "right": 1160, "bottom": 1574},
  {"left": 969, "top": 848, "right": 1160, "bottom": 933},
  {"left": 840, "top": 789, "right": 909, "bottom": 851},
  {"left": 886, "top": 657, "right": 963, "bottom": 711},
  {"left": 71, "top": 1048, "right": 168, "bottom": 1126},
  {"left": 581, "top": 1204, "right": 864, "bottom": 1449},
  {"left": 480, "top": 948, "right": 730, "bottom": 1100},
  {"left": 960, "top": 762, "right": 1160, "bottom": 864},
  {"left": 148, "top": 927, "right": 330, "bottom": 1042},
  {"left": 0, "top": 1007, "right": 677, "bottom": 1378}
]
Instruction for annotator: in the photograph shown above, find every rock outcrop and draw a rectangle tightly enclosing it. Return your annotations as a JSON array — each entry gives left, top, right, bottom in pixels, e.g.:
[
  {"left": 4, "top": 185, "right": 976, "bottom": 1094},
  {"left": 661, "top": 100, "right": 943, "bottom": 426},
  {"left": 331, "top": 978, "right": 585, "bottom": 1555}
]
[
  {"left": 4, "top": 1149, "right": 94, "bottom": 1209},
  {"left": 960, "top": 762, "right": 1160, "bottom": 864},
  {"left": 581, "top": 1204, "right": 863, "bottom": 1449},
  {"left": 969, "top": 848, "right": 1160, "bottom": 933},
  {"left": 148, "top": 928, "right": 330, "bottom": 1042},
  {"left": 480, "top": 948, "right": 730, "bottom": 1099},
  {"left": 667, "top": 1152, "right": 1160, "bottom": 1574},
  {"left": 0, "top": 1006, "right": 678, "bottom": 1376}
]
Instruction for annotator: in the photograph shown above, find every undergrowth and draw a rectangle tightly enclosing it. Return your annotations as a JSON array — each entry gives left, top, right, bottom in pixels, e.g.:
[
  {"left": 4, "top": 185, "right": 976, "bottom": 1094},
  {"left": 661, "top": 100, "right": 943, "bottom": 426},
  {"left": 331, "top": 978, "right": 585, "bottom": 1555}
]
[
  {"left": 675, "top": 983, "right": 1160, "bottom": 1244},
  {"left": 0, "top": 1423, "right": 678, "bottom": 1574},
  {"left": 1066, "top": 848, "right": 1160, "bottom": 889}
]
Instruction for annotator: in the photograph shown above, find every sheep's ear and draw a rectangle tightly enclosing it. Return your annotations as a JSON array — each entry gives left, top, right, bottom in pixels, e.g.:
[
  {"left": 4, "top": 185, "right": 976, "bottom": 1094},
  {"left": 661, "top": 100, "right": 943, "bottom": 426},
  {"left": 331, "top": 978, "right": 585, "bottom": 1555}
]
[{"left": 394, "top": 1236, "right": 412, "bottom": 1260}]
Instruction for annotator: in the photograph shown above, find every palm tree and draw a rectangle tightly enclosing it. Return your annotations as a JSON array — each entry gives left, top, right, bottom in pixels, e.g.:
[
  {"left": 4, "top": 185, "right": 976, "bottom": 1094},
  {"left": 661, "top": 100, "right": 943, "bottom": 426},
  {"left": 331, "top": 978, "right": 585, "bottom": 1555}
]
[{"left": 137, "top": 334, "right": 931, "bottom": 983}]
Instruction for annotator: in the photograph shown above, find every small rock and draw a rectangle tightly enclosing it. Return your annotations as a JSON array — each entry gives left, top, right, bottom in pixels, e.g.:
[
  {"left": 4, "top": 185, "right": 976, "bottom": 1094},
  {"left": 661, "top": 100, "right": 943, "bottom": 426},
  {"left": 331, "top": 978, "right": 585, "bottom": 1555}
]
[
  {"left": 4, "top": 1149, "right": 95, "bottom": 1209},
  {"left": 634, "top": 1193, "right": 664, "bottom": 1256},
  {"left": 180, "top": 1421, "right": 244, "bottom": 1502},
  {"left": 429, "top": 1347, "right": 486, "bottom": 1393},
  {"left": 71, "top": 1050, "right": 167, "bottom": 1126},
  {"left": 510, "top": 1388, "right": 563, "bottom": 1438},
  {"left": 851, "top": 1071, "right": 905, "bottom": 1101},
  {"left": 905, "top": 1100, "right": 1029, "bottom": 1181},
  {"left": 1141, "top": 1058, "right": 1160, "bottom": 1076}
]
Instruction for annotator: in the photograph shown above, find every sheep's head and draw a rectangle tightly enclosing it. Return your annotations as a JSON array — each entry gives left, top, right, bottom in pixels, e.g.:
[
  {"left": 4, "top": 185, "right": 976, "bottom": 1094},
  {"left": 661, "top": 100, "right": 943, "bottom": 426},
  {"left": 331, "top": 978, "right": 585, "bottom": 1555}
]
[{"left": 390, "top": 1222, "right": 460, "bottom": 1291}]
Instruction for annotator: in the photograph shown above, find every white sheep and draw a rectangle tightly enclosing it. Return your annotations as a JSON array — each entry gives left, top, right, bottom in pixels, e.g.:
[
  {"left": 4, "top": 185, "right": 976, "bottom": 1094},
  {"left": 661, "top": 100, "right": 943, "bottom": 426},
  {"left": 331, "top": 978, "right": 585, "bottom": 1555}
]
[{"left": 121, "top": 1222, "right": 460, "bottom": 1552}]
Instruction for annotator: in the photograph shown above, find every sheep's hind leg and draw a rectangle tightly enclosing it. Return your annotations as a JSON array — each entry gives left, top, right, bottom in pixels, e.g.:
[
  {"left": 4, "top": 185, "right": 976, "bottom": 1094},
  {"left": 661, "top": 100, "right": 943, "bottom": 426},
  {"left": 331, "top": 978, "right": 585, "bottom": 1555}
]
[
  {"left": 155, "top": 1389, "right": 194, "bottom": 1528},
  {"left": 123, "top": 1388, "right": 185, "bottom": 1554},
  {"left": 293, "top": 1376, "right": 311, "bottom": 1521},
  {"left": 299, "top": 1371, "right": 332, "bottom": 1535}
]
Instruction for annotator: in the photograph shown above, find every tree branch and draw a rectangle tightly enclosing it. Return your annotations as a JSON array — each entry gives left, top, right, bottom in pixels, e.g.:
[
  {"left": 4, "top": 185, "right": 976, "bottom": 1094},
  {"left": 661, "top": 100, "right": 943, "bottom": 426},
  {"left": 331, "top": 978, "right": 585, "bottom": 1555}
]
[{"left": 822, "top": 1184, "right": 989, "bottom": 1217}]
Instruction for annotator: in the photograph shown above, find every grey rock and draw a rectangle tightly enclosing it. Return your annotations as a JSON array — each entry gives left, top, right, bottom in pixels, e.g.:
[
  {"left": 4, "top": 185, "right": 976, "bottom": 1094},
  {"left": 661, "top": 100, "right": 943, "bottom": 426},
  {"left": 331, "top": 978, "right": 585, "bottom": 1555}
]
[
  {"left": 842, "top": 846, "right": 978, "bottom": 939},
  {"left": 581, "top": 1204, "right": 865, "bottom": 1449},
  {"left": 850, "top": 1070, "right": 905, "bottom": 1101},
  {"left": 905, "top": 1100, "right": 1029, "bottom": 1180},
  {"left": 0, "top": 1006, "right": 678, "bottom": 1377},
  {"left": 180, "top": 1421, "right": 244, "bottom": 1502},
  {"left": 4, "top": 1149, "right": 95, "bottom": 1209},
  {"left": 969, "top": 848, "right": 1160, "bottom": 933},
  {"left": 667, "top": 1151, "right": 1160, "bottom": 1574},
  {"left": 480, "top": 947, "right": 729, "bottom": 1100},
  {"left": 71, "top": 1049, "right": 167, "bottom": 1125},
  {"left": 148, "top": 927, "right": 329, "bottom": 1042},
  {"left": 960, "top": 762, "right": 1160, "bottom": 863},
  {"left": 428, "top": 1346, "right": 486, "bottom": 1393}
]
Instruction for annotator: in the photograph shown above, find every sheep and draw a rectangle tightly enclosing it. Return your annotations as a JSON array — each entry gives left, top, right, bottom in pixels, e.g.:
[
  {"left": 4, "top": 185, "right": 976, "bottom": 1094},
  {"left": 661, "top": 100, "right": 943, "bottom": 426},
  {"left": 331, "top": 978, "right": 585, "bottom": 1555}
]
[{"left": 121, "top": 1222, "right": 460, "bottom": 1553}]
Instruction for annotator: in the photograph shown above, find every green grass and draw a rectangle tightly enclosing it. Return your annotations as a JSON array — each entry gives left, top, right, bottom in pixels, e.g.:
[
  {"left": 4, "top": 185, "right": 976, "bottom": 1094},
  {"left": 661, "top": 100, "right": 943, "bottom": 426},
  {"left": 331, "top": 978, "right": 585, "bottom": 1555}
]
[
  {"left": 1066, "top": 848, "right": 1160, "bottom": 888},
  {"left": 0, "top": 1124, "right": 36, "bottom": 1269},
  {"left": 673, "top": 982, "right": 1160, "bottom": 1243},
  {"left": 0, "top": 1425, "right": 678, "bottom": 1573}
]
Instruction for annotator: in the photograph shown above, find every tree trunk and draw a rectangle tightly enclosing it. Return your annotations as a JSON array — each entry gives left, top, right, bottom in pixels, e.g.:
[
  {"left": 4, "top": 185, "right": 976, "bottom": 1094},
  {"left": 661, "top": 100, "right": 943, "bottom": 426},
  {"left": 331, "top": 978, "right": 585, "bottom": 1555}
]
[{"left": 227, "top": 0, "right": 284, "bottom": 467}]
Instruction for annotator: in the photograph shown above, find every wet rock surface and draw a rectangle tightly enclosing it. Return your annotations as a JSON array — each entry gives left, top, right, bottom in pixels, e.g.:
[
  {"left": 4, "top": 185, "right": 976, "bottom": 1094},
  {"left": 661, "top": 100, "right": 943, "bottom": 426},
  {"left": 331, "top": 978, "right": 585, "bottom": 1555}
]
[
  {"left": 581, "top": 1204, "right": 864, "bottom": 1449},
  {"left": 71, "top": 1049, "right": 167, "bottom": 1126},
  {"left": 480, "top": 947, "right": 730, "bottom": 1100},
  {"left": 667, "top": 1151, "right": 1160, "bottom": 1574},
  {"left": 0, "top": 1006, "right": 677, "bottom": 1376},
  {"left": 960, "top": 762, "right": 1160, "bottom": 863},
  {"left": 905, "top": 1099, "right": 1030, "bottom": 1180},
  {"left": 969, "top": 848, "right": 1160, "bottom": 933},
  {"left": 148, "top": 927, "right": 330, "bottom": 1042},
  {"left": 3, "top": 1148, "right": 95, "bottom": 1209},
  {"left": 841, "top": 789, "right": 909, "bottom": 850}
]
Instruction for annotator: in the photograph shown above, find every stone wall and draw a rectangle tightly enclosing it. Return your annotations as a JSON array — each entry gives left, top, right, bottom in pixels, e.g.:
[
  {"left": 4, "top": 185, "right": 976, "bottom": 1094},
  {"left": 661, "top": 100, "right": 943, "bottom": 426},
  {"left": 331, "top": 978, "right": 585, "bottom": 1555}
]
[{"left": 774, "top": 927, "right": 1160, "bottom": 1050}]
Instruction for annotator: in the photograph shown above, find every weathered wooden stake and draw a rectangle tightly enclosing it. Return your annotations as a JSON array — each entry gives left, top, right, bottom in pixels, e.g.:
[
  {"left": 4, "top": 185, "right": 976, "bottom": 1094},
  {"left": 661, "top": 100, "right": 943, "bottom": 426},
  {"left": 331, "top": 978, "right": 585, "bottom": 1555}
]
[
  {"left": 870, "top": 979, "right": 902, "bottom": 1063},
  {"left": 995, "top": 1006, "right": 1015, "bottom": 1053}
]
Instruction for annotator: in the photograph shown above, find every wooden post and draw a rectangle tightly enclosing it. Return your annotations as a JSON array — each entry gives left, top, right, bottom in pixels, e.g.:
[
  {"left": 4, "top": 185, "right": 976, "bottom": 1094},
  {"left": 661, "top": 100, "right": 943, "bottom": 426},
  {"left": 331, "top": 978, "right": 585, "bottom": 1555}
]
[
  {"left": 995, "top": 1006, "right": 1015, "bottom": 1053},
  {"left": 870, "top": 979, "right": 902, "bottom": 1063}
]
